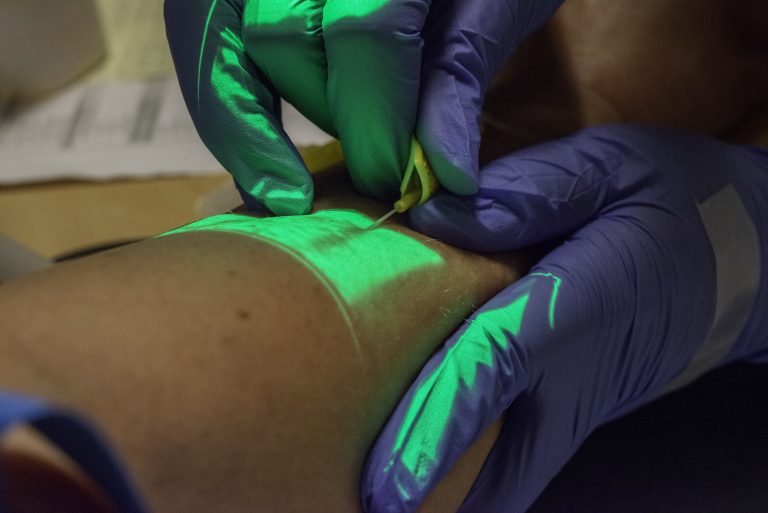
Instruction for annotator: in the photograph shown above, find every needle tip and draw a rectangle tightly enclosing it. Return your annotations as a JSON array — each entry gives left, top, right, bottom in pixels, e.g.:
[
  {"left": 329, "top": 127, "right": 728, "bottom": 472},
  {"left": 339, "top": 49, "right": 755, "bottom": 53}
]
[{"left": 368, "top": 208, "right": 398, "bottom": 230}]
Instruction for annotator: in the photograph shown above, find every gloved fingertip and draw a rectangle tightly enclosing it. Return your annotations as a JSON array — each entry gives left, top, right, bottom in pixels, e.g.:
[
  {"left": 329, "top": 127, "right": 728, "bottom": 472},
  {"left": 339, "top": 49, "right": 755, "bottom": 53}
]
[
  {"left": 235, "top": 182, "right": 271, "bottom": 213},
  {"left": 429, "top": 149, "right": 479, "bottom": 196},
  {"left": 264, "top": 187, "right": 314, "bottom": 216},
  {"left": 408, "top": 193, "right": 516, "bottom": 253},
  {"left": 348, "top": 168, "right": 402, "bottom": 204},
  {"left": 417, "top": 68, "right": 481, "bottom": 196},
  {"left": 417, "top": 120, "right": 479, "bottom": 196},
  {"left": 235, "top": 177, "right": 314, "bottom": 216},
  {"left": 361, "top": 461, "right": 427, "bottom": 513}
]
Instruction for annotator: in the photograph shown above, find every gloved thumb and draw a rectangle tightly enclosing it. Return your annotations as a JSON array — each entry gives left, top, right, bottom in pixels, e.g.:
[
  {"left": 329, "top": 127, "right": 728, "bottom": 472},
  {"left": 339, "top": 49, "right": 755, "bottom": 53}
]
[
  {"left": 417, "top": 0, "right": 564, "bottom": 196},
  {"left": 408, "top": 128, "right": 639, "bottom": 252}
]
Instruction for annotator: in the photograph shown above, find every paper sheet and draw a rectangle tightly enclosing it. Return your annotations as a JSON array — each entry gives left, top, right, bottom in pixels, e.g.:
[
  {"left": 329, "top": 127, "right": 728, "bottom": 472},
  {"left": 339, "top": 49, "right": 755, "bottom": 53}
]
[{"left": 0, "top": 0, "right": 333, "bottom": 185}]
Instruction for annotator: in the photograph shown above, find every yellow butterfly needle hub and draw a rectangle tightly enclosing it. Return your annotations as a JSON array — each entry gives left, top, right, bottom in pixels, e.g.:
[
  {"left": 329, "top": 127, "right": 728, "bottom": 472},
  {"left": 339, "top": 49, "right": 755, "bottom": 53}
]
[
  {"left": 368, "top": 137, "right": 440, "bottom": 230},
  {"left": 394, "top": 137, "right": 440, "bottom": 213}
]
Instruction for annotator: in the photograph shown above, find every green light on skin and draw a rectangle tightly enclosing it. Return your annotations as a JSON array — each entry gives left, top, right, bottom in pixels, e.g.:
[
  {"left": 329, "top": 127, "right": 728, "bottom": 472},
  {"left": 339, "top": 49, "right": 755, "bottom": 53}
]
[{"left": 159, "top": 211, "right": 443, "bottom": 345}]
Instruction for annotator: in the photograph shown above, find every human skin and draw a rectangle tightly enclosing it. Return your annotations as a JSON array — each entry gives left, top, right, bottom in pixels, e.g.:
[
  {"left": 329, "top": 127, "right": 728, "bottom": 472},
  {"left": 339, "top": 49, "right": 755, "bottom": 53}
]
[
  {"left": 479, "top": 0, "right": 768, "bottom": 160},
  {"left": 0, "top": 169, "right": 530, "bottom": 513},
  {"left": 1, "top": 1, "right": 766, "bottom": 511}
]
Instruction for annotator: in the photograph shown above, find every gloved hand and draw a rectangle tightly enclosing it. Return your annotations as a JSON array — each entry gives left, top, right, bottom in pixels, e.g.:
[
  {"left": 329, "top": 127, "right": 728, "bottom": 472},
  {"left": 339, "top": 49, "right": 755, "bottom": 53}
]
[
  {"left": 164, "top": 0, "right": 564, "bottom": 215},
  {"left": 362, "top": 124, "right": 768, "bottom": 512}
]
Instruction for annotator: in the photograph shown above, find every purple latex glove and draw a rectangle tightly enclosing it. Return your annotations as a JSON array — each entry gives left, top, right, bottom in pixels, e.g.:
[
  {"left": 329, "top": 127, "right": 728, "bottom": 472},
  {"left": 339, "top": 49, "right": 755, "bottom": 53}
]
[
  {"left": 164, "top": 0, "right": 564, "bottom": 214},
  {"left": 362, "top": 125, "right": 768, "bottom": 512}
]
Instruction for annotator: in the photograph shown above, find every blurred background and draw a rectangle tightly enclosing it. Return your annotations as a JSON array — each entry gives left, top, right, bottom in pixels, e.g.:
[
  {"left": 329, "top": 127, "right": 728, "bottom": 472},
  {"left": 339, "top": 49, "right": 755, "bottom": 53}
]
[
  {"left": 2, "top": 4, "right": 768, "bottom": 511},
  {"left": 0, "top": 0, "right": 334, "bottom": 280}
]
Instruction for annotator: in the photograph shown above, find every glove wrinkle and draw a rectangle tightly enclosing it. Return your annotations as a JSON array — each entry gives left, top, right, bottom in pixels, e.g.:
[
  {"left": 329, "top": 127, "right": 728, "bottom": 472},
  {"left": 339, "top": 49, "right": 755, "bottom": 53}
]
[{"left": 368, "top": 126, "right": 768, "bottom": 513}]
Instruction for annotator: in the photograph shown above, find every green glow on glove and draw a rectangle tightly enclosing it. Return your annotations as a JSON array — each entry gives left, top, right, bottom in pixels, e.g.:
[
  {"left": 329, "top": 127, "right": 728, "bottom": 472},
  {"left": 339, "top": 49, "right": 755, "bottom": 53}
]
[
  {"left": 212, "top": 27, "right": 281, "bottom": 144},
  {"left": 530, "top": 272, "right": 561, "bottom": 329},
  {"left": 385, "top": 273, "right": 562, "bottom": 486},
  {"left": 194, "top": 0, "right": 312, "bottom": 215},
  {"left": 197, "top": 0, "right": 219, "bottom": 112},
  {"left": 193, "top": 0, "right": 413, "bottom": 211},
  {"left": 386, "top": 287, "right": 532, "bottom": 484},
  {"left": 248, "top": 0, "right": 324, "bottom": 29},
  {"left": 323, "top": 0, "right": 393, "bottom": 25}
]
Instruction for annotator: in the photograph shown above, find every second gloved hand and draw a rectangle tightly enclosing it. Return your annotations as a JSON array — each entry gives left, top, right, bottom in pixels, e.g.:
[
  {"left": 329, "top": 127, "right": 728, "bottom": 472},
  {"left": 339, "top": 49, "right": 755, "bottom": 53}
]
[
  {"left": 164, "top": 0, "right": 564, "bottom": 215},
  {"left": 362, "top": 125, "right": 768, "bottom": 512}
]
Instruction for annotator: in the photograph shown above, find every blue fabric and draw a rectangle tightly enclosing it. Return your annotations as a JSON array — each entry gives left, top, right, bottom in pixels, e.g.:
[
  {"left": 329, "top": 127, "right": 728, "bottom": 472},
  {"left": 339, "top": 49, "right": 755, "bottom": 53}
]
[{"left": 0, "top": 392, "right": 148, "bottom": 513}]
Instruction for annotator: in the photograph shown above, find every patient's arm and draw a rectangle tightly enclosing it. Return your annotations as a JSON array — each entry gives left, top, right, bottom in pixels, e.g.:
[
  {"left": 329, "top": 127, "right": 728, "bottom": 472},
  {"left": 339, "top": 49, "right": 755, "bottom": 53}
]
[{"left": 0, "top": 171, "right": 529, "bottom": 513}]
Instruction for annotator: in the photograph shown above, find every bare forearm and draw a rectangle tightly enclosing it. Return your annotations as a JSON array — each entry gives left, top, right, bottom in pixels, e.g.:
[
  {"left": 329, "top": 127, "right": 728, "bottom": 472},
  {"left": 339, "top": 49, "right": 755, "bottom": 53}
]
[{"left": 0, "top": 177, "right": 527, "bottom": 512}]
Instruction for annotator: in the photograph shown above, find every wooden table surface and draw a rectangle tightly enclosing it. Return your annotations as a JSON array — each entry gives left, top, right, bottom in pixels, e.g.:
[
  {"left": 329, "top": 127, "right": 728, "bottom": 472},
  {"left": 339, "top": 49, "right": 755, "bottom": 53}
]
[{"left": 0, "top": 174, "right": 231, "bottom": 259}]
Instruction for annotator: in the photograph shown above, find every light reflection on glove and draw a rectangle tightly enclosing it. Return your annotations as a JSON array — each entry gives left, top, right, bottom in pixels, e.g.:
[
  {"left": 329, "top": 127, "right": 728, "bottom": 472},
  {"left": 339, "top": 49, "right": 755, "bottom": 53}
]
[
  {"left": 164, "top": 0, "right": 564, "bottom": 215},
  {"left": 362, "top": 125, "right": 768, "bottom": 512}
]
